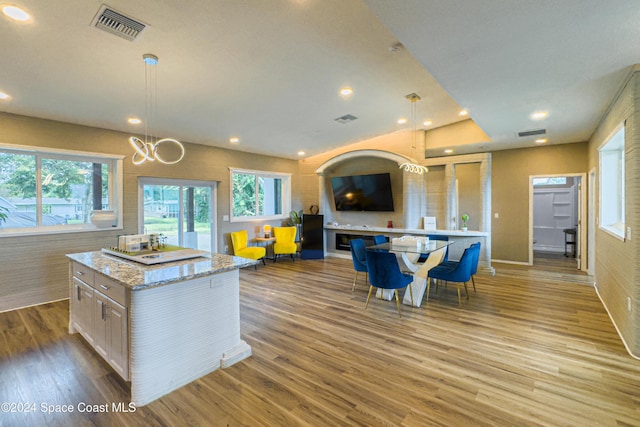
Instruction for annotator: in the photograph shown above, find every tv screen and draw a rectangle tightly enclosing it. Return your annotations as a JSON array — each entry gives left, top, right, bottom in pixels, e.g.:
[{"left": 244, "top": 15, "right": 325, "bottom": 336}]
[{"left": 331, "top": 173, "right": 394, "bottom": 212}]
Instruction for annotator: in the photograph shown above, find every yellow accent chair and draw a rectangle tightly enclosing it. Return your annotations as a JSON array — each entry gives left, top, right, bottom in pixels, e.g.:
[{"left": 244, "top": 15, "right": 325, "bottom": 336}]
[
  {"left": 273, "top": 226, "right": 297, "bottom": 262},
  {"left": 230, "top": 230, "right": 266, "bottom": 269}
]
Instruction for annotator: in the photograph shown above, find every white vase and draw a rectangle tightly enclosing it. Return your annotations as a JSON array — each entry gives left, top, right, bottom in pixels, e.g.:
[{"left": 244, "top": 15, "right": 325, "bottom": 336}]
[
  {"left": 461, "top": 226, "right": 468, "bottom": 232},
  {"left": 90, "top": 210, "right": 116, "bottom": 228}
]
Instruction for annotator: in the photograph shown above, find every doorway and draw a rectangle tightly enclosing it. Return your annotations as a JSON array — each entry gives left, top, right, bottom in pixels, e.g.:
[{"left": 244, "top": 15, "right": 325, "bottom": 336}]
[
  {"left": 529, "top": 174, "right": 587, "bottom": 272},
  {"left": 138, "top": 178, "right": 218, "bottom": 252}
]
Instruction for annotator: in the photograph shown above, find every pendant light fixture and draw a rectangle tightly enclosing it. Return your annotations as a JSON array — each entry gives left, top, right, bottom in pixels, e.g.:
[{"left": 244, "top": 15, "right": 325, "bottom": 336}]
[
  {"left": 399, "top": 93, "right": 428, "bottom": 175},
  {"left": 129, "top": 53, "right": 185, "bottom": 165}
]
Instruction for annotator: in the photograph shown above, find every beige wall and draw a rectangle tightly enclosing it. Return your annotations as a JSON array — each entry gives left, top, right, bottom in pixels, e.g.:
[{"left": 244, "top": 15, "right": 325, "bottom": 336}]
[
  {"left": 491, "top": 143, "right": 588, "bottom": 262},
  {"left": 301, "top": 129, "right": 589, "bottom": 263},
  {"left": 425, "top": 165, "right": 447, "bottom": 229},
  {"left": 456, "top": 162, "right": 481, "bottom": 230},
  {"left": 0, "top": 112, "right": 299, "bottom": 312},
  {"left": 321, "top": 156, "right": 403, "bottom": 228},
  {"left": 588, "top": 68, "right": 639, "bottom": 356},
  {"left": 299, "top": 130, "right": 418, "bottom": 222}
]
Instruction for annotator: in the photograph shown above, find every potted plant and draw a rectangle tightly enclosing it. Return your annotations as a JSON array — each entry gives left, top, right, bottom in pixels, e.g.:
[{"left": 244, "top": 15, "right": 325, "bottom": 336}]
[
  {"left": 289, "top": 209, "right": 303, "bottom": 241},
  {"left": 289, "top": 209, "right": 303, "bottom": 226},
  {"left": 460, "top": 213, "right": 469, "bottom": 232}
]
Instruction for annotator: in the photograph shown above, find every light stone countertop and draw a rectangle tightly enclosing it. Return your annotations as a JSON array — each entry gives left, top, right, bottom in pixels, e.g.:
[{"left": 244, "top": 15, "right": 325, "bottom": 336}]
[
  {"left": 323, "top": 224, "right": 489, "bottom": 237},
  {"left": 66, "top": 251, "right": 257, "bottom": 291}
]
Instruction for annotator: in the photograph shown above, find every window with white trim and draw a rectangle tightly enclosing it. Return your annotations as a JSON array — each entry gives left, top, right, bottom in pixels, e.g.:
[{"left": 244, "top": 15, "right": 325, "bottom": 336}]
[
  {"left": 0, "top": 145, "right": 122, "bottom": 235},
  {"left": 599, "top": 123, "right": 625, "bottom": 239},
  {"left": 230, "top": 167, "right": 290, "bottom": 222}
]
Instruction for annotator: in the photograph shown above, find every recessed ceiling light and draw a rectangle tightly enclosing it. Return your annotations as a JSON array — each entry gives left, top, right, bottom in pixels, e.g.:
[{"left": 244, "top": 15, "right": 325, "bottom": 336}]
[
  {"left": 297, "top": 151, "right": 305, "bottom": 156},
  {"left": 397, "top": 117, "right": 408, "bottom": 124},
  {"left": 423, "top": 120, "right": 432, "bottom": 127},
  {"left": 128, "top": 117, "right": 142, "bottom": 125},
  {"left": 535, "top": 138, "right": 548, "bottom": 144},
  {"left": 229, "top": 137, "right": 240, "bottom": 144},
  {"left": 2, "top": 5, "right": 30, "bottom": 21},
  {"left": 0, "top": 91, "right": 10, "bottom": 100},
  {"left": 459, "top": 109, "right": 468, "bottom": 116},
  {"left": 339, "top": 87, "right": 353, "bottom": 97},
  {"left": 444, "top": 149, "right": 453, "bottom": 154},
  {"left": 531, "top": 111, "right": 548, "bottom": 120}
]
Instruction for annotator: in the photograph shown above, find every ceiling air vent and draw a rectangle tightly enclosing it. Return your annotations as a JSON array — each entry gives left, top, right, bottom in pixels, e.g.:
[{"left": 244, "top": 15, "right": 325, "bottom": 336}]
[
  {"left": 517, "top": 129, "right": 546, "bottom": 138},
  {"left": 91, "top": 5, "right": 147, "bottom": 41},
  {"left": 334, "top": 114, "right": 358, "bottom": 124}
]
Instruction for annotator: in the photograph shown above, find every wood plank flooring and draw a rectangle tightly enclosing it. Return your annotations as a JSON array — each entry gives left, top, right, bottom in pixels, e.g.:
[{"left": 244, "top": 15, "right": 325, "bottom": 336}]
[{"left": 1, "top": 256, "right": 639, "bottom": 426}]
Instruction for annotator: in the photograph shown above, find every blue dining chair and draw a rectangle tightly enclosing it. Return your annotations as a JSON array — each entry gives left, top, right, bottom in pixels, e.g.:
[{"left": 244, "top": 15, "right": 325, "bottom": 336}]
[
  {"left": 365, "top": 250, "right": 414, "bottom": 317},
  {"left": 427, "top": 245, "right": 475, "bottom": 308},
  {"left": 372, "top": 235, "right": 387, "bottom": 245},
  {"left": 438, "top": 242, "right": 480, "bottom": 292},
  {"left": 349, "top": 239, "right": 368, "bottom": 291},
  {"left": 468, "top": 242, "right": 480, "bottom": 292}
]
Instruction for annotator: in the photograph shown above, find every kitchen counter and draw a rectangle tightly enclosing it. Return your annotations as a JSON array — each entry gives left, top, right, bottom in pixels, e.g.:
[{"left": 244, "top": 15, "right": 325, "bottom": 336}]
[
  {"left": 67, "top": 250, "right": 255, "bottom": 406},
  {"left": 67, "top": 250, "right": 257, "bottom": 290},
  {"left": 324, "top": 224, "right": 489, "bottom": 237}
]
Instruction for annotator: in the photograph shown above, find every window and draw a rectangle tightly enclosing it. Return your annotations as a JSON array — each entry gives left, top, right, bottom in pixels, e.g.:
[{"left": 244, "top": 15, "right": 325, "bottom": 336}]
[
  {"left": 599, "top": 123, "right": 625, "bottom": 240},
  {"left": 0, "top": 145, "right": 122, "bottom": 236},
  {"left": 532, "top": 177, "right": 567, "bottom": 186},
  {"left": 230, "top": 167, "right": 290, "bottom": 222}
]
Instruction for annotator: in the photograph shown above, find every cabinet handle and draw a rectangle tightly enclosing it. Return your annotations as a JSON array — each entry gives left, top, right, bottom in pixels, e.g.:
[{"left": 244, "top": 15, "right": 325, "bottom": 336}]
[
  {"left": 76, "top": 271, "right": 84, "bottom": 276},
  {"left": 101, "top": 301, "right": 107, "bottom": 321},
  {"left": 77, "top": 286, "right": 81, "bottom": 301},
  {"left": 100, "top": 284, "right": 109, "bottom": 291}
]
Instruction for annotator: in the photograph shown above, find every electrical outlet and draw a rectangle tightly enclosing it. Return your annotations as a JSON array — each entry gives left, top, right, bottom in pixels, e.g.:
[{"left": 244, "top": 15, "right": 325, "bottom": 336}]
[
  {"left": 494, "top": 212, "right": 499, "bottom": 219},
  {"left": 628, "top": 297, "right": 632, "bottom": 312},
  {"left": 224, "top": 245, "right": 228, "bottom": 254},
  {"left": 626, "top": 227, "right": 632, "bottom": 240}
]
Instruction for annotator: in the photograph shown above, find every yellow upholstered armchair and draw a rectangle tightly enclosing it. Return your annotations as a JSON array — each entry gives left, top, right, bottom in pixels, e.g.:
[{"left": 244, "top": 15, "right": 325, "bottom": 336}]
[
  {"left": 273, "top": 226, "right": 297, "bottom": 262},
  {"left": 230, "top": 230, "right": 266, "bottom": 269}
]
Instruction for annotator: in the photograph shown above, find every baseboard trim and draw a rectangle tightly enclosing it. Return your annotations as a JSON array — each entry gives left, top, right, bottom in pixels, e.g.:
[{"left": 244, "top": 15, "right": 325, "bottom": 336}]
[
  {"left": 221, "top": 340, "right": 252, "bottom": 368},
  {"left": 326, "top": 252, "right": 351, "bottom": 260},
  {"left": 0, "top": 297, "right": 69, "bottom": 314},
  {"left": 491, "top": 259, "right": 530, "bottom": 266},
  {"left": 594, "top": 284, "right": 640, "bottom": 361}
]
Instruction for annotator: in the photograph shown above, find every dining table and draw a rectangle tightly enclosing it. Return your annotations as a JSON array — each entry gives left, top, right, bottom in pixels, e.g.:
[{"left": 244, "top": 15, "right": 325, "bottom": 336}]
[{"left": 367, "top": 239, "right": 453, "bottom": 307}]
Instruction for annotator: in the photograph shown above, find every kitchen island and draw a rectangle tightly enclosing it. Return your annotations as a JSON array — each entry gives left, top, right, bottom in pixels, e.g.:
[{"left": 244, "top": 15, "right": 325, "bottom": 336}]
[{"left": 67, "top": 250, "right": 256, "bottom": 406}]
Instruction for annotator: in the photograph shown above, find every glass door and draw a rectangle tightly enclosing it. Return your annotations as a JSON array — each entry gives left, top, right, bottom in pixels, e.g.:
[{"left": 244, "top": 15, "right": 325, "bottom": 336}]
[{"left": 139, "top": 178, "right": 217, "bottom": 252}]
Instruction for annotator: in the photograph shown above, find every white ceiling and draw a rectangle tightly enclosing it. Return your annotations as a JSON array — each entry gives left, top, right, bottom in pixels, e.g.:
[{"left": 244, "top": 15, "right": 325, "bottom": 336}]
[{"left": 1, "top": 0, "right": 639, "bottom": 159}]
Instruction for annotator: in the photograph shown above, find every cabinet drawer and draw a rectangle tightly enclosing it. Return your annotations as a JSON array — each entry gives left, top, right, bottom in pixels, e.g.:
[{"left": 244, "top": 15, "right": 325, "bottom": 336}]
[
  {"left": 72, "top": 262, "right": 94, "bottom": 285},
  {"left": 94, "top": 274, "right": 127, "bottom": 307}
]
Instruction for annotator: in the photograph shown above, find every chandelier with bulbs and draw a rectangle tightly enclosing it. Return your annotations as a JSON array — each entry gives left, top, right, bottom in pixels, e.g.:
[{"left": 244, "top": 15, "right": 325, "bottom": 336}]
[
  {"left": 129, "top": 54, "right": 185, "bottom": 165},
  {"left": 399, "top": 93, "right": 428, "bottom": 175}
]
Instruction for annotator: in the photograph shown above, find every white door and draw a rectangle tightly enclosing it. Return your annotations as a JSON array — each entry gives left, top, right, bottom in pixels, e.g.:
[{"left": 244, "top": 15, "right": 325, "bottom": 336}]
[
  {"left": 529, "top": 175, "right": 585, "bottom": 269},
  {"left": 139, "top": 178, "right": 217, "bottom": 252},
  {"left": 532, "top": 186, "right": 576, "bottom": 253}
]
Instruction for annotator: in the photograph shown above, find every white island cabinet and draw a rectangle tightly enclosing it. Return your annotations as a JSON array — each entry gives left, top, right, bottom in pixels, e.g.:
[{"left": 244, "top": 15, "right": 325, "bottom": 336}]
[{"left": 67, "top": 251, "right": 256, "bottom": 406}]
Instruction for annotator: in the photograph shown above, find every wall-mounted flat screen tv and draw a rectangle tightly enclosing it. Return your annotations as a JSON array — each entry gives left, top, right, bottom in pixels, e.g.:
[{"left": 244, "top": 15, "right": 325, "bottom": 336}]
[{"left": 331, "top": 173, "right": 394, "bottom": 212}]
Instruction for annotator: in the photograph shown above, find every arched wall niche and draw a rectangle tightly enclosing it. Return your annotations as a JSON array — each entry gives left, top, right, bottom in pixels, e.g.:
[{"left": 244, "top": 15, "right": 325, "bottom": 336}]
[{"left": 315, "top": 150, "right": 426, "bottom": 229}]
